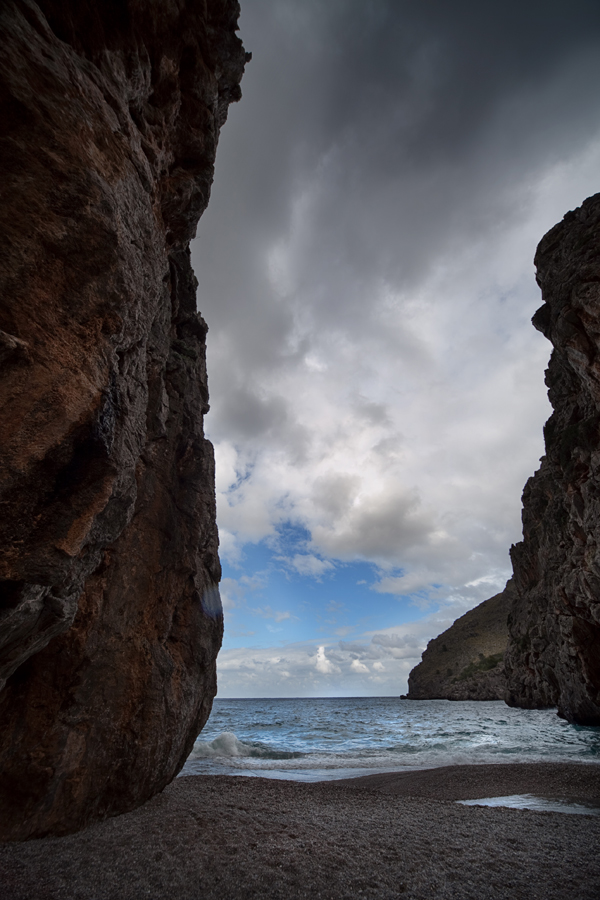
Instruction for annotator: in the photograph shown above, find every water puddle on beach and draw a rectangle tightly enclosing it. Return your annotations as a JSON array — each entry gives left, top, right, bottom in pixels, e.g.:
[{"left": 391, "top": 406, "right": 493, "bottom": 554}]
[{"left": 457, "top": 794, "right": 600, "bottom": 815}]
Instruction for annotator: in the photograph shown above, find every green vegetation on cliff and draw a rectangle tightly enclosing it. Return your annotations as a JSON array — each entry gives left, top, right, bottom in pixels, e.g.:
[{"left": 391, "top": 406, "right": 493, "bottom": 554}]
[{"left": 455, "top": 652, "right": 505, "bottom": 682}]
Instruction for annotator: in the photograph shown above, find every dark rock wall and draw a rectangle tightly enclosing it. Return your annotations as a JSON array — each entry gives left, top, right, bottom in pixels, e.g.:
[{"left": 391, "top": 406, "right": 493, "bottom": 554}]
[
  {"left": 506, "top": 193, "right": 600, "bottom": 725},
  {"left": 0, "top": 0, "right": 247, "bottom": 839},
  {"left": 407, "top": 586, "right": 511, "bottom": 701}
]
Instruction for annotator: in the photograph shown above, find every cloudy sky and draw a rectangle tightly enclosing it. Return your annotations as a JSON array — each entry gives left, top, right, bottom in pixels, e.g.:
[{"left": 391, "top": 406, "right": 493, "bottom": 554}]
[{"left": 191, "top": 0, "right": 600, "bottom": 698}]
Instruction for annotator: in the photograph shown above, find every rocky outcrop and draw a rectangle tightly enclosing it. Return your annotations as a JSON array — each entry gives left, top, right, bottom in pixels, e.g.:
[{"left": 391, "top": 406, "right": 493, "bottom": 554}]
[
  {"left": 505, "top": 194, "right": 600, "bottom": 725},
  {"left": 0, "top": 0, "right": 248, "bottom": 839},
  {"left": 407, "top": 194, "right": 600, "bottom": 723},
  {"left": 406, "top": 587, "right": 511, "bottom": 700}
]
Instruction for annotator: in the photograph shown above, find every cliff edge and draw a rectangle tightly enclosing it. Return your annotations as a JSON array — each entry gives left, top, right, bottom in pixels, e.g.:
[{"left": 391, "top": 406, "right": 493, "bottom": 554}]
[
  {"left": 0, "top": 0, "right": 248, "bottom": 839},
  {"left": 406, "top": 586, "right": 511, "bottom": 701},
  {"left": 506, "top": 193, "right": 600, "bottom": 725},
  {"left": 409, "top": 194, "right": 600, "bottom": 723}
]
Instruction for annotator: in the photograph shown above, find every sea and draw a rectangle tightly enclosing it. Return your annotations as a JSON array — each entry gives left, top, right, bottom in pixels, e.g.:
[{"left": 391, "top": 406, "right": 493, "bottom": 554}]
[{"left": 180, "top": 697, "right": 600, "bottom": 782}]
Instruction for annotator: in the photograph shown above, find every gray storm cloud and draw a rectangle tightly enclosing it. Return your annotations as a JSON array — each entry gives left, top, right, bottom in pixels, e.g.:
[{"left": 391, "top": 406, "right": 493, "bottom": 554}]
[{"left": 193, "top": 0, "right": 600, "bottom": 603}]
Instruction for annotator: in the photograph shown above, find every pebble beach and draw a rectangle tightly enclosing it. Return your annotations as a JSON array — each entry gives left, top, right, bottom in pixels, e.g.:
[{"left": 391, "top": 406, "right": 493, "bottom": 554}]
[{"left": 2, "top": 763, "right": 600, "bottom": 900}]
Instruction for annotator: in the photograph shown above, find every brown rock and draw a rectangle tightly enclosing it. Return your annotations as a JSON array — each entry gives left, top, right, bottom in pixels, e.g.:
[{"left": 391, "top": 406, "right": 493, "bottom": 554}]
[
  {"left": 506, "top": 193, "right": 600, "bottom": 725},
  {"left": 407, "top": 586, "right": 511, "bottom": 700},
  {"left": 0, "top": 0, "right": 248, "bottom": 839}
]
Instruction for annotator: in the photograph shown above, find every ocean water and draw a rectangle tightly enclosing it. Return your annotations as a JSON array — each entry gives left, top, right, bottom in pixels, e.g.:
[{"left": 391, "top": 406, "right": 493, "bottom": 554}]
[{"left": 180, "top": 697, "right": 600, "bottom": 782}]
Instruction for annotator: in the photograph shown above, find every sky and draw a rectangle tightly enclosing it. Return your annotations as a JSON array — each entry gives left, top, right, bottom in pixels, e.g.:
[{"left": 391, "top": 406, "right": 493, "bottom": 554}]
[{"left": 190, "top": 0, "right": 600, "bottom": 698}]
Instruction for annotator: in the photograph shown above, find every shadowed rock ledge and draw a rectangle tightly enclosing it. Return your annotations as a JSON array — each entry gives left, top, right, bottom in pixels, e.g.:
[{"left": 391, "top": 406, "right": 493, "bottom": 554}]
[{"left": 0, "top": 0, "right": 248, "bottom": 839}]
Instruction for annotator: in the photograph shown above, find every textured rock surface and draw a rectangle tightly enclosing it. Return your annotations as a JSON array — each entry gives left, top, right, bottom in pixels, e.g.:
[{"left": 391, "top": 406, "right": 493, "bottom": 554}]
[
  {"left": 505, "top": 193, "right": 600, "bottom": 725},
  {"left": 406, "top": 587, "right": 511, "bottom": 701},
  {"left": 0, "top": 0, "right": 247, "bottom": 839}
]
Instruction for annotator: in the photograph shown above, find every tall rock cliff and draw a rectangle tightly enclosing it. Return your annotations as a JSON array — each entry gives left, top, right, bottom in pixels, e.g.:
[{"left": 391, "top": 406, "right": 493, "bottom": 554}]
[
  {"left": 0, "top": 0, "right": 248, "bottom": 839},
  {"left": 406, "top": 586, "right": 511, "bottom": 701},
  {"left": 506, "top": 193, "right": 600, "bottom": 726}
]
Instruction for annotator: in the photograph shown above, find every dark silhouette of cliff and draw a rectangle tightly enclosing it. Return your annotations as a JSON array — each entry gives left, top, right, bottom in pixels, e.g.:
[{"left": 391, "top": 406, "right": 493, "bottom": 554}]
[
  {"left": 505, "top": 194, "right": 600, "bottom": 725},
  {"left": 408, "top": 194, "right": 600, "bottom": 725},
  {"left": 0, "top": 0, "right": 248, "bottom": 839}
]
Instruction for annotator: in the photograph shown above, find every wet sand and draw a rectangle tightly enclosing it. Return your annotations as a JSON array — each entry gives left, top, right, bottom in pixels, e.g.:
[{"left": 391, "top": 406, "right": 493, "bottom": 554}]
[
  {"left": 334, "top": 760, "right": 600, "bottom": 801},
  {"left": 1, "top": 763, "right": 600, "bottom": 899}
]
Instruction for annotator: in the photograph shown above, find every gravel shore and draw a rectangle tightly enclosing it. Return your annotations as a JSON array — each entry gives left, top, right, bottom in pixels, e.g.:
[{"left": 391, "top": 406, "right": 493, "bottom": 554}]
[{"left": 1, "top": 763, "right": 599, "bottom": 900}]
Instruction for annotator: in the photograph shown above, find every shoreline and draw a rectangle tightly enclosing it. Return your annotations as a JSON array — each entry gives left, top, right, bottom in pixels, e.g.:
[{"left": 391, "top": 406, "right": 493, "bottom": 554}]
[
  {"left": 333, "top": 759, "right": 600, "bottom": 801},
  {"left": 2, "top": 763, "right": 600, "bottom": 899},
  {"left": 181, "top": 755, "right": 600, "bottom": 784}
]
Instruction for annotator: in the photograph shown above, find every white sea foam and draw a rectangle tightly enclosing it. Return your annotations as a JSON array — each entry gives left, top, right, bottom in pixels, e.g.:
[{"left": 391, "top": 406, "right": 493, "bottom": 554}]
[
  {"left": 191, "top": 731, "right": 303, "bottom": 760},
  {"left": 180, "top": 698, "right": 600, "bottom": 781}
]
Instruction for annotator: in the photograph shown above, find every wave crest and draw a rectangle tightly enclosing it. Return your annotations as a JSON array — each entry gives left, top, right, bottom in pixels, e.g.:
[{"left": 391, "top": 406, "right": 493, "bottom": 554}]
[{"left": 191, "top": 732, "right": 304, "bottom": 760}]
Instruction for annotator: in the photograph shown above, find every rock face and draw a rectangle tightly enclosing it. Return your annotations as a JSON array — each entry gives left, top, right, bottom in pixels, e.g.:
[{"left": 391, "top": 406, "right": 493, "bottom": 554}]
[
  {"left": 409, "top": 194, "right": 600, "bottom": 724},
  {"left": 0, "top": 0, "right": 247, "bottom": 839},
  {"left": 407, "top": 587, "right": 511, "bottom": 701},
  {"left": 505, "top": 194, "right": 600, "bottom": 726}
]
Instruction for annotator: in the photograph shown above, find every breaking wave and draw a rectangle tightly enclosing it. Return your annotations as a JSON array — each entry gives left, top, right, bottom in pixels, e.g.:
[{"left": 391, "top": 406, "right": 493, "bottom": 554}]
[
  {"left": 190, "top": 731, "right": 304, "bottom": 760},
  {"left": 180, "top": 698, "right": 600, "bottom": 782}
]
